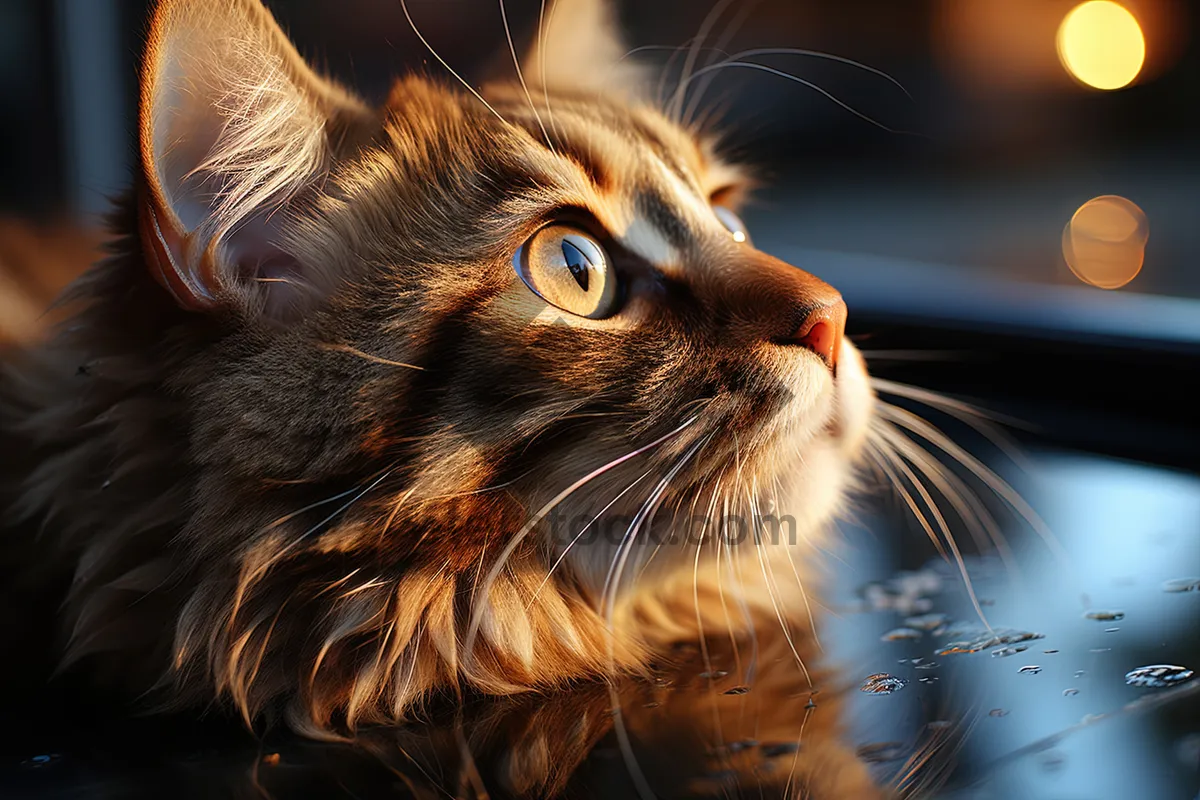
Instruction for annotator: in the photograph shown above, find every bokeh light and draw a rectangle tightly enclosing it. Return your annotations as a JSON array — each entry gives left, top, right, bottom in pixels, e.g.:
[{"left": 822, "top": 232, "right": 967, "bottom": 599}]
[
  {"left": 1057, "top": 1, "right": 1146, "bottom": 90},
  {"left": 1062, "top": 195, "right": 1148, "bottom": 289}
]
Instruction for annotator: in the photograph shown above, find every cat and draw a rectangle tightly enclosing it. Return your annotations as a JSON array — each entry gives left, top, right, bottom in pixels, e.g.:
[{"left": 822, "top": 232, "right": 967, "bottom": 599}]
[{"left": 0, "top": 0, "right": 877, "bottom": 771}]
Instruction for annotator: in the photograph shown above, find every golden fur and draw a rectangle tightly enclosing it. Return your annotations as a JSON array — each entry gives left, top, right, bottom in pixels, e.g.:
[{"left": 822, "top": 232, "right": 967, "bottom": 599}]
[{"left": 1, "top": 3, "right": 877, "bottom": 779}]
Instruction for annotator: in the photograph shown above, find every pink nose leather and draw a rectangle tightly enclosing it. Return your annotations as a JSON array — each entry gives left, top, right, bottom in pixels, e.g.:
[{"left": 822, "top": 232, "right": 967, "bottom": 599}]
[{"left": 790, "top": 300, "right": 847, "bottom": 369}]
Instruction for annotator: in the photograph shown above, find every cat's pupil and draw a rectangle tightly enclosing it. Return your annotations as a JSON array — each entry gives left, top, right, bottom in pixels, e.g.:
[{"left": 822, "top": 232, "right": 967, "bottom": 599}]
[{"left": 562, "top": 239, "right": 590, "bottom": 292}]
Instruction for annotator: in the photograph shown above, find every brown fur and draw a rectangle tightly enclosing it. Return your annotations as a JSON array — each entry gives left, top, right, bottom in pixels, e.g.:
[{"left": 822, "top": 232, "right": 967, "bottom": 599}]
[{"left": 1, "top": 2, "right": 876, "bottom": 777}]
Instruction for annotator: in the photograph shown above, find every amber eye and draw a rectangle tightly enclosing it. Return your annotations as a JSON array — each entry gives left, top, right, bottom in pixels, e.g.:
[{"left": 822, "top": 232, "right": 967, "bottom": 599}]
[
  {"left": 513, "top": 225, "right": 620, "bottom": 319},
  {"left": 713, "top": 205, "right": 750, "bottom": 245}
]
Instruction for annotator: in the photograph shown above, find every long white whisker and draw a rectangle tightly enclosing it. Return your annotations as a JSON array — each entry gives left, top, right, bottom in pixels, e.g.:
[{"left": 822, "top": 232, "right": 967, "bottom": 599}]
[
  {"left": 876, "top": 419, "right": 1020, "bottom": 580},
  {"left": 869, "top": 429, "right": 993, "bottom": 627},
  {"left": 669, "top": 0, "right": 739, "bottom": 121},
  {"left": 602, "top": 435, "right": 707, "bottom": 623},
  {"left": 525, "top": 467, "right": 654, "bottom": 607},
  {"left": 399, "top": 0, "right": 508, "bottom": 124},
  {"left": 748, "top": 485, "right": 813, "bottom": 688},
  {"left": 876, "top": 402, "right": 1069, "bottom": 563},
  {"left": 867, "top": 438, "right": 950, "bottom": 561},
  {"left": 683, "top": 42, "right": 912, "bottom": 125},
  {"left": 463, "top": 415, "right": 700, "bottom": 662},
  {"left": 872, "top": 377, "right": 1035, "bottom": 467},
  {"left": 538, "top": 0, "right": 559, "bottom": 141},
  {"left": 681, "top": 60, "right": 920, "bottom": 135},
  {"left": 604, "top": 438, "right": 707, "bottom": 800},
  {"left": 499, "top": 0, "right": 554, "bottom": 150}
]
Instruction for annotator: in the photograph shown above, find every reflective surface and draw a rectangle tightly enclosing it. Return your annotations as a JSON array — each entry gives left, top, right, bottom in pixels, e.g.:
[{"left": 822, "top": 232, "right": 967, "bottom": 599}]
[{"left": 4, "top": 439, "right": 1197, "bottom": 799}]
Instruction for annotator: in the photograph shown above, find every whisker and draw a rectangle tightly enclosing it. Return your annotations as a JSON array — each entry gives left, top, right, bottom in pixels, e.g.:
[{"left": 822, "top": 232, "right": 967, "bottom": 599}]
[
  {"left": 463, "top": 415, "right": 702, "bottom": 662},
  {"left": 872, "top": 377, "right": 1035, "bottom": 463},
  {"left": 399, "top": 0, "right": 508, "bottom": 124},
  {"left": 859, "top": 349, "right": 973, "bottom": 362},
  {"left": 602, "top": 438, "right": 707, "bottom": 800},
  {"left": 229, "top": 468, "right": 396, "bottom": 637},
  {"left": 318, "top": 342, "right": 424, "bottom": 371},
  {"left": 668, "top": 0, "right": 740, "bottom": 121},
  {"left": 498, "top": 0, "right": 553, "bottom": 151},
  {"left": 876, "top": 402, "right": 1069, "bottom": 563},
  {"left": 524, "top": 467, "right": 654, "bottom": 607},
  {"left": 680, "top": 60, "right": 923, "bottom": 136},
  {"left": 684, "top": 42, "right": 912, "bottom": 125},
  {"left": 537, "top": 0, "right": 558, "bottom": 141},
  {"left": 869, "top": 428, "right": 993, "bottom": 627},
  {"left": 748, "top": 485, "right": 813, "bottom": 688},
  {"left": 725, "top": 436, "right": 759, "bottom": 685},
  {"left": 602, "top": 435, "right": 707, "bottom": 623},
  {"left": 875, "top": 420, "right": 1020, "bottom": 580}
]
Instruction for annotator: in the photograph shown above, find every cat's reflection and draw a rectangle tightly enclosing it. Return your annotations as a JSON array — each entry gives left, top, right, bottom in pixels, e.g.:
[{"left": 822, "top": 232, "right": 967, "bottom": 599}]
[{"left": 168, "top": 627, "right": 888, "bottom": 800}]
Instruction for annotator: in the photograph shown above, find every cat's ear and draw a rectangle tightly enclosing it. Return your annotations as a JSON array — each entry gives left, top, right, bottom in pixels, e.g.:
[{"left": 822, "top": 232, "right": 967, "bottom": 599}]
[
  {"left": 523, "top": 0, "right": 648, "bottom": 98},
  {"left": 138, "top": 0, "right": 373, "bottom": 316}
]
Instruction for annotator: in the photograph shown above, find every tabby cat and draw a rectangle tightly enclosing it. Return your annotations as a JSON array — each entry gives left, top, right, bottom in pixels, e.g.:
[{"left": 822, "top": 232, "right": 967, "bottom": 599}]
[{"left": 0, "top": 0, "right": 876, "bottom": 767}]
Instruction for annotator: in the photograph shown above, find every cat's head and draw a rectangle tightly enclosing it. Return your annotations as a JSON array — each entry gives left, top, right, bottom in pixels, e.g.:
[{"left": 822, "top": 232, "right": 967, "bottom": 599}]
[{"left": 57, "top": 0, "right": 875, "bottom": 725}]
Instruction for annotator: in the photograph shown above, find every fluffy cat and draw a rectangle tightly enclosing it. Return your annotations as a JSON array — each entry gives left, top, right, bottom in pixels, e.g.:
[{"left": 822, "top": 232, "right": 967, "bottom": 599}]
[{"left": 0, "top": 0, "right": 875, "bottom": 751}]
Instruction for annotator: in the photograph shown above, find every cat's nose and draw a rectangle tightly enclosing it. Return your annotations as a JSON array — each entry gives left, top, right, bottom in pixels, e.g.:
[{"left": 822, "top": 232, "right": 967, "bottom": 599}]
[{"left": 787, "top": 298, "right": 847, "bottom": 369}]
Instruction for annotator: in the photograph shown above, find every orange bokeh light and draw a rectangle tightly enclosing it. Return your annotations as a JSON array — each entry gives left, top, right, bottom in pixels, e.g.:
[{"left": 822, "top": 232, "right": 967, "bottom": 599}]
[{"left": 1062, "top": 195, "right": 1148, "bottom": 289}]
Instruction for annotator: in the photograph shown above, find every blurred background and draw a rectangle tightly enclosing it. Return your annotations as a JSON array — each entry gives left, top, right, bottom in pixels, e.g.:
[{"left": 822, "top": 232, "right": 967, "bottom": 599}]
[{"left": 0, "top": 2, "right": 1196, "bottom": 798}]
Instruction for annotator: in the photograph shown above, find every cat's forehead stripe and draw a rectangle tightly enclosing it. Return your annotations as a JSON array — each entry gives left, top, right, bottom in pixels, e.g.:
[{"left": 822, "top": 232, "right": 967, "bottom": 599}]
[{"left": 496, "top": 101, "right": 726, "bottom": 271}]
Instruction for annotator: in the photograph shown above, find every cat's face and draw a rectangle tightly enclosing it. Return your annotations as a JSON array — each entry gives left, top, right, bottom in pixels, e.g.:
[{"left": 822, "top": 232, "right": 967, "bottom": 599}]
[{"left": 133, "top": 0, "right": 874, "bottom": 600}]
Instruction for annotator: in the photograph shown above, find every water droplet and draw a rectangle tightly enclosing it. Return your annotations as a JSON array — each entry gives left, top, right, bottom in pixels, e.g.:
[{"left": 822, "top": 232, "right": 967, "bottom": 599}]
[
  {"left": 1105, "top": 627, "right": 1120, "bottom": 633},
  {"left": 1063, "top": 688, "right": 1080, "bottom": 697},
  {"left": 860, "top": 673, "right": 907, "bottom": 695},
  {"left": 642, "top": 701, "right": 661, "bottom": 708},
  {"left": 914, "top": 661, "right": 939, "bottom": 670},
  {"left": 988, "top": 708, "right": 1009, "bottom": 717},
  {"left": 1089, "top": 648, "right": 1112, "bottom": 653},
  {"left": 881, "top": 627, "right": 923, "bottom": 642},
  {"left": 1044, "top": 649, "right": 1060, "bottom": 654},
  {"left": 904, "top": 613, "right": 949, "bottom": 632},
  {"left": 1018, "top": 665, "right": 1042, "bottom": 675},
  {"left": 1074, "top": 670, "right": 1086, "bottom": 679},
  {"left": 992, "top": 645, "right": 1028, "bottom": 658},
  {"left": 699, "top": 670, "right": 728, "bottom": 680},
  {"left": 761, "top": 741, "right": 800, "bottom": 758},
  {"left": 1124, "top": 664, "right": 1194, "bottom": 688},
  {"left": 1162, "top": 577, "right": 1200, "bottom": 593},
  {"left": 936, "top": 627, "right": 1044, "bottom": 656},
  {"left": 804, "top": 697, "right": 818, "bottom": 710},
  {"left": 927, "top": 720, "right": 952, "bottom": 730},
  {"left": 856, "top": 741, "right": 907, "bottom": 763},
  {"left": 918, "top": 676, "right": 939, "bottom": 684},
  {"left": 1084, "top": 610, "right": 1125, "bottom": 621},
  {"left": 723, "top": 685, "right": 750, "bottom": 695}
]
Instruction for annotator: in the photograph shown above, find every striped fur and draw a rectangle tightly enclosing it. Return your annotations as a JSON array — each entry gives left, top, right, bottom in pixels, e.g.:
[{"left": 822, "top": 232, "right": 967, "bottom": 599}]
[{"left": 0, "top": 0, "right": 876, "bottom": 756}]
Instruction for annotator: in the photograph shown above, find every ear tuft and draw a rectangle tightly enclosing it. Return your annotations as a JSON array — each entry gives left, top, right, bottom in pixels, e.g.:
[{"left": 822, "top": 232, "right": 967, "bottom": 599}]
[
  {"left": 139, "top": 0, "right": 372, "bottom": 317},
  {"left": 525, "top": 0, "right": 649, "bottom": 99}
]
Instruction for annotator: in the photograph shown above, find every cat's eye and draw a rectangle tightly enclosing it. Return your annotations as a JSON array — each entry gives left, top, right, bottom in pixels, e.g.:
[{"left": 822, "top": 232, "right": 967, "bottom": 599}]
[
  {"left": 514, "top": 225, "right": 620, "bottom": 319},
  {"left": 713, "top": 205, "right": 750, "bottom": 245}
]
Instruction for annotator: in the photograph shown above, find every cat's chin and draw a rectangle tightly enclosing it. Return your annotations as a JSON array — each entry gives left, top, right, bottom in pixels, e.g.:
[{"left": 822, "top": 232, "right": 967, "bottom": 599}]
[{"left": 830, "top": 339, "right": 874, "bottom": 459}]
